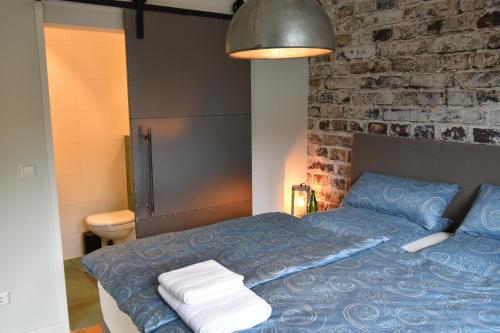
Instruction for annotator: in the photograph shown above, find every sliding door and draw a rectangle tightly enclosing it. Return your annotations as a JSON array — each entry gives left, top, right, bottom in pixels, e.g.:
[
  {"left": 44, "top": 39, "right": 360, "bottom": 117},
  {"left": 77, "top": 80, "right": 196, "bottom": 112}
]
[{"left": 125, "top": 10, "right": 252, "bottom": 238}]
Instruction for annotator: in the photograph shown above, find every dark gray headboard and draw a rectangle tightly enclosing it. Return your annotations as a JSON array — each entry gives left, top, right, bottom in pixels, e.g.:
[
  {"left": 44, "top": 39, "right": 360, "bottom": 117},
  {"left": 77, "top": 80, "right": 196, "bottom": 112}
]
[{"left": 352, "top": 134, "right": 500, "bottom": 226}]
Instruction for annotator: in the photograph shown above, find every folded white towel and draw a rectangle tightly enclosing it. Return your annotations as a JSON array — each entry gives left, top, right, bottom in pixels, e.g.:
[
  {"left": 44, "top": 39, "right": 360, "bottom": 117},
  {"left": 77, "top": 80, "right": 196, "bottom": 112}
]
[
  {"left": 158, "top": 285, "right": 272, "bottom": 333},
  {"left": 158, "top": 260, "right": 244, "bottom": 305}
]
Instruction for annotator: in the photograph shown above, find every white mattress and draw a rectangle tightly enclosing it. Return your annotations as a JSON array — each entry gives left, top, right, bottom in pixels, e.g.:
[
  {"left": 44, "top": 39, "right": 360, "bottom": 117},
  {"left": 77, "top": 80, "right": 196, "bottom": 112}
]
[{"left": 99, "top": 232, "right": 453, "bottom": 333}]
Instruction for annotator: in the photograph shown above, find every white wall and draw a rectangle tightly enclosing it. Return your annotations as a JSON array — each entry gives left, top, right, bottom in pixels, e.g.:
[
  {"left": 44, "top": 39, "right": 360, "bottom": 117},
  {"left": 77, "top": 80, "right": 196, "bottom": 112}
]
[
  {"left": 252, "top": 59, "right": 309, "bottom": 215},
  {"left": 0, "top": 1, "right": 68, "bottom": 332}
]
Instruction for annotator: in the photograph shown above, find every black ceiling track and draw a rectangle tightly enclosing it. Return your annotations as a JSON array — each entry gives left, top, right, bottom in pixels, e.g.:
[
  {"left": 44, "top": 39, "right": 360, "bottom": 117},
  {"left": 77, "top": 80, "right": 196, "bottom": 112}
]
[
  {"left": 35, "top": 0, "right": 233, "bottom": 39},
  {"left": 135, "top": 0, "right": 145, "bottom": 39},
  {"left": 232, "top": 0, "right": 244, "bottom": 13}
]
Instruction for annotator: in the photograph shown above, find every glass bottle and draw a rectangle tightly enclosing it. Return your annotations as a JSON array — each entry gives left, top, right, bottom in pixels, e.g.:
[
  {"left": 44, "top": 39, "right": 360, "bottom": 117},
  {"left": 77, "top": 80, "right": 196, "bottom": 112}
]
[{"left": 308, "top": 190, "right": 318, "bottom": 213}]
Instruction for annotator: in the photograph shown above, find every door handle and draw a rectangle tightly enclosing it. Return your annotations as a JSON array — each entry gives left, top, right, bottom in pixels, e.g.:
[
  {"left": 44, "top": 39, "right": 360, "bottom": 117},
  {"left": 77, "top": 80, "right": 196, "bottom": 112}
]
[{"left": 144, "top": 128, "right": 155, "bottom": 217}]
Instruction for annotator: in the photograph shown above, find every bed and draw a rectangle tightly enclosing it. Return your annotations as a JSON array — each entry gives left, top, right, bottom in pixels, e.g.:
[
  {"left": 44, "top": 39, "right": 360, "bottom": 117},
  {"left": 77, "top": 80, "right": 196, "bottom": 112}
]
[
  {"left": 93, "top": 207, "right": 453, "bottom": 333},
  {"left": 155, "top": 240, "right": 500, "bottom": 332},
  {"left": 85, "top": 210, "right": 405, "bottom": 332},
  {"left": 84, "top": 134, "right": 500, "bottom": 333}
]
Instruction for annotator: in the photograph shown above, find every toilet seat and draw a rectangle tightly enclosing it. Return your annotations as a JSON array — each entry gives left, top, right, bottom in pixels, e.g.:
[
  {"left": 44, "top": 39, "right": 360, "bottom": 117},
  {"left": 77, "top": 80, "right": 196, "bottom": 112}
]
[
  {"left": 86, "top": 210, "right": 135, "bottom": 228},
  {"left": 85, "top": 210, "right": 136, "bottom": 244}
]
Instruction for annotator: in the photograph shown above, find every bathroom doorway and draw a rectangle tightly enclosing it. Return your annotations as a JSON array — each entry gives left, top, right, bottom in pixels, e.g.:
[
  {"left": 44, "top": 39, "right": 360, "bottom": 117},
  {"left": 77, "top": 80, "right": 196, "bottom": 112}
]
[{"left": 44, "top": 25, "right": 133, "bottom": 331}]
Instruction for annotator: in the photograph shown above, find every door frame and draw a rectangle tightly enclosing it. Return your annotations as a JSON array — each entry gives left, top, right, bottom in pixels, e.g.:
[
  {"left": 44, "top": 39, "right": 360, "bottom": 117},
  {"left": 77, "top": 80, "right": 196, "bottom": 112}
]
[
  {"left": 33, "top": 2, "right": 125, "bottom": 332},
  {"left": 34, "top": 3, "right": 70, "bottom": 332}
]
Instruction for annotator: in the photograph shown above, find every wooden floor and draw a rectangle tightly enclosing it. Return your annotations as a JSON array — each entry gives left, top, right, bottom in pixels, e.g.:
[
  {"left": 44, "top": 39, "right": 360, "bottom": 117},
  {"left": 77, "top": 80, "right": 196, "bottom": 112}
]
[{"left": 72, "top": 324, "right": 103, "bottom": 333}]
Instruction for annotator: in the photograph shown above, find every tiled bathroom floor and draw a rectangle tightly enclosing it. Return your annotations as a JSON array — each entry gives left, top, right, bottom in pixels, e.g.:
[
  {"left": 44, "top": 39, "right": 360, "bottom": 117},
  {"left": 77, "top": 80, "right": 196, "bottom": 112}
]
[{"left": 64, "top": 258, "right": 103, "bottom": 331}]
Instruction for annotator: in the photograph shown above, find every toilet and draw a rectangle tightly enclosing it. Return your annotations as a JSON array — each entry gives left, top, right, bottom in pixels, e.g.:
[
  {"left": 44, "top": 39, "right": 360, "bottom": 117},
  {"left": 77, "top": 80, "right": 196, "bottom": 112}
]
[{"left": 85, "top": 210, "right": 135, "bottom": 246}]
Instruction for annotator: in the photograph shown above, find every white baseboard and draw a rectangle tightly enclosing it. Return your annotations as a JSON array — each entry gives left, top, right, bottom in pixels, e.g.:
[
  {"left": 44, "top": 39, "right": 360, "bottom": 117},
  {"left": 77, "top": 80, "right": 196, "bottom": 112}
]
[{"left": 30, "top": 322, "right": 69, "bottom": 333}]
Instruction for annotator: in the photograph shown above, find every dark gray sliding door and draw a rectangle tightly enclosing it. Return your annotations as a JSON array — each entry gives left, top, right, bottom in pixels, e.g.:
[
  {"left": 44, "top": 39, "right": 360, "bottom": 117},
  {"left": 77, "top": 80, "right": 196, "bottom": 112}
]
[{"left": 125, "top": 10, "right": 252, "bottom": 238}]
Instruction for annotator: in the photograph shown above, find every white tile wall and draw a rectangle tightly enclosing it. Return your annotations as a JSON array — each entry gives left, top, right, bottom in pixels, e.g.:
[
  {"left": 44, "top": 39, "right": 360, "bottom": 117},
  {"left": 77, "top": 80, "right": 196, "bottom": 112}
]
[
  {"left": 79, "top": 140, "right": 126, "bottom": 173},
  {"left": 54, "top": 143, "right": 81, "bottom": 175},
  {"left": 57, "top": 174, "right": 84, "bottom": 206},
  {"left": 51, "top": 111, "right": 79, "bottom": 144},
  {"left": 47, "top": 79, "right": 77, "bottom": 112},
  {"left": 74, "top": 47, "right": 127, "bottom": 80},
  {"left": 78, "top": 110, "right": 129, "bottom": 141},
  {"left": 58, "top": 203, "right": 87, "bottom": 235},
  {"left": 75, "top": 79, "right": 129, "bottom": 110},
  {"left": 46, "top": 45, "right": 74, "bottom": 79},
  {"left": 45, "top": 26, "right": 130, "bottom": 259}
]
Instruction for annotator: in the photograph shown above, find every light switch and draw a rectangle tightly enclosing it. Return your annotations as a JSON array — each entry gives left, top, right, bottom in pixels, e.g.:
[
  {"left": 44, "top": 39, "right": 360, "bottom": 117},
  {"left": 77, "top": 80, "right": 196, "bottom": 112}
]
[
  {"left": 21, "top": 164, "right": 36, "bottom": 177},
  {"left": 0, "top": 292, "right": 10, "bottom": 306}
]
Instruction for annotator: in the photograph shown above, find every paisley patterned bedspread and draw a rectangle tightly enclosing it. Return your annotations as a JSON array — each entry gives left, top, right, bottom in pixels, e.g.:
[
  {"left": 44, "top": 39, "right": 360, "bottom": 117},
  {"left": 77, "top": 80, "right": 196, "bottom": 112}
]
[
  {"left": 82, "top": 212, "right": 387, "bottom": 332},
  {"left": 156, "top": 242, "right": 500, "bottom": 333},
  {"left": 419, "top": 233, "right": 500, "bottom": 280}
]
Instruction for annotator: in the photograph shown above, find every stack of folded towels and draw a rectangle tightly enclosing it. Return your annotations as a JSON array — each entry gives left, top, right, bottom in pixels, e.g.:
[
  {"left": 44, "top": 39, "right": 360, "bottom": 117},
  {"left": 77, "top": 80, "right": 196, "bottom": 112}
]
[{"left": 158, "top": 260, "right": 272, "bottom": 333}]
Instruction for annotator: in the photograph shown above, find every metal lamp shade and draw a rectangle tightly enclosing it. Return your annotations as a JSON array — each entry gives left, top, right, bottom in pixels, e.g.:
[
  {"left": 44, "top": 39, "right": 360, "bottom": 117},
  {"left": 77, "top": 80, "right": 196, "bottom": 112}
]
[{"left": 226, "top": 0, "right": 336, "bottom": 60}]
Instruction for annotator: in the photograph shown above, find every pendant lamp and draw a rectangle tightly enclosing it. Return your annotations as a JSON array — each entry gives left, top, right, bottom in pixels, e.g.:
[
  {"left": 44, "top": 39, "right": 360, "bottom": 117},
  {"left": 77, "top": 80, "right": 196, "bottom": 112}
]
[{"left": 226, "top": 0, "right": 336, "bottom": 60}]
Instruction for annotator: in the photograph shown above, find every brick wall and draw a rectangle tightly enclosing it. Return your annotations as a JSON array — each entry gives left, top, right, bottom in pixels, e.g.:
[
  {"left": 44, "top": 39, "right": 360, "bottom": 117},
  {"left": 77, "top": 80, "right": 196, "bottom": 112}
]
[{"left": 308, "top": 0, "right": 500, "bottom": 210}]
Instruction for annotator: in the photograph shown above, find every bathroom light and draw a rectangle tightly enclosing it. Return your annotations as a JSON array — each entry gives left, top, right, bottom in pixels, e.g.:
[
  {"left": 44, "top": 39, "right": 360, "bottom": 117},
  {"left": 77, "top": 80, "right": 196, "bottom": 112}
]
[{"left": 226, "top": 0, "right": 336, "bottom": 60}]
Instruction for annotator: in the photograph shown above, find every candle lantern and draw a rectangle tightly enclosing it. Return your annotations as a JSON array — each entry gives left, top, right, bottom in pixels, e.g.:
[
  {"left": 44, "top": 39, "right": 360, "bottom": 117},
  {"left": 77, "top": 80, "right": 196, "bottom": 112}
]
[{"left": 291, "top": 183, "right": 310, "bottom": 217}]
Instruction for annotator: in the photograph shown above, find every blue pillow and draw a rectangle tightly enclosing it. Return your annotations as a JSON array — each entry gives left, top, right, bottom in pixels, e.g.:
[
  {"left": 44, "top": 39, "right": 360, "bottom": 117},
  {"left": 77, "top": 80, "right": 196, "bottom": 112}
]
[
  {"left": 457, "top": 184, "right": 500, "bottom": 240},
  {"left": 342, "top": 172, "right": 460, "bottom": 230}
]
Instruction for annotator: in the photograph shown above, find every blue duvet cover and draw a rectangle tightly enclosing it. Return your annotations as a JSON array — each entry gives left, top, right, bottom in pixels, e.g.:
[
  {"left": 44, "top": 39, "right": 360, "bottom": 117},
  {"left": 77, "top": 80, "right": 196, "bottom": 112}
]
[
  {"left": 157, "top": 242, "right": 500, "bottom": 333},
  {"left": 83, "top": 212, "right": 386, "bottom": 332},
  {"left": 420, "top": 233, "right": 500, "bottom": 280}
]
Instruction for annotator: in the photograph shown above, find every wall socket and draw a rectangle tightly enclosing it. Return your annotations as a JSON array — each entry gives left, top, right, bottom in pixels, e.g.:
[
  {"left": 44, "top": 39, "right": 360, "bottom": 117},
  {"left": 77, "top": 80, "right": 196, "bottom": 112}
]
[{"left": 0, "top": 292, "right": 10, "bottom": 306}]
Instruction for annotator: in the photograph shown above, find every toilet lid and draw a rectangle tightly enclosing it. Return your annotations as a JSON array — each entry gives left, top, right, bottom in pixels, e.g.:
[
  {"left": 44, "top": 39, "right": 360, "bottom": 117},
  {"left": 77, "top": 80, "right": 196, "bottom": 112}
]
[{"left": 86, "top": 210, "right": 135, "bottom": 226}]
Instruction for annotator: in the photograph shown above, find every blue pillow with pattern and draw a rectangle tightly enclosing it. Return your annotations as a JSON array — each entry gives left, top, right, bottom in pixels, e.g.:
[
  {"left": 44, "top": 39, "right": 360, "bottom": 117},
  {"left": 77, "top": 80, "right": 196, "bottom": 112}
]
[
  {"left": 458, "top": 184, "right": 500, "bottom": 240},
  {"left": 342, "top": 172, "right": 460, "bottom": 230}
]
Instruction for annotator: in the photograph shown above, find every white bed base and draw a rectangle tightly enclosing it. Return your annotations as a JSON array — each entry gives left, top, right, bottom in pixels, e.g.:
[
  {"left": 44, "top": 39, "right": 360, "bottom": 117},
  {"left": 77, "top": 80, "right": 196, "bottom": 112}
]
[
  {"left": 99, "top": 282, "right": 141, "bottom": 333},
  {"left": 98, "top": 233, "right": 453, "bottom": 332}
]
